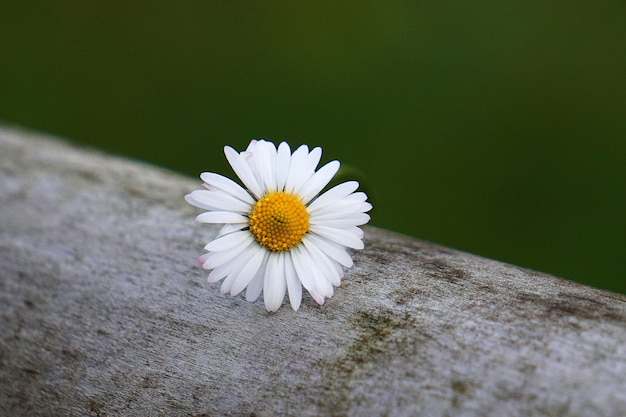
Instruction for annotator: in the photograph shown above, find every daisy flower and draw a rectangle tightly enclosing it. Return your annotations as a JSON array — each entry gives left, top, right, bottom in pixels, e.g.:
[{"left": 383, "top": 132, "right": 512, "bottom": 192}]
[{"left": 185, "top": 140, "right": 372, "bottom": 311}]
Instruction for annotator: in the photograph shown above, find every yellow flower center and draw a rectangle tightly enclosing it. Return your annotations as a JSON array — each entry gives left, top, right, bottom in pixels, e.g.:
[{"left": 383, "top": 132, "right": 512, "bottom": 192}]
[{"left": 249, "top": 191, "right": 309, "bottom": 251}]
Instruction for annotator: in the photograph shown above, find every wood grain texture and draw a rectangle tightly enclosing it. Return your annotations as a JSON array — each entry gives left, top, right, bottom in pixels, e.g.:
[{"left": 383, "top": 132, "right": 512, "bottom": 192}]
[{"left": 1, "top": 125, "right": 625, "bottom": 417}]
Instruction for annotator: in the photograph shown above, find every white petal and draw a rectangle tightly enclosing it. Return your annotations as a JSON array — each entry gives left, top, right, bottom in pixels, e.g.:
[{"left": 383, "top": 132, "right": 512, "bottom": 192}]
[
  {"left": 310, "top": 200, "right": 372, "bottom": 218},
  {"left": 202, "top": 235, "right": 255, "bottom": 269},
  {"left": 292, "top": 245, "right": 332, "bottom": 299},
  {"left": 309, "top": 288, "right": 325, "bottom": 305},
  {"left": 199, "top": 252, "right": 211, "bottom": 264},
  {"left": 312, "top": 197, "right": 373, "bottom": 217},
  {"left": 304, "top": 146, "right": 322, "bottom": 171},
  {"left": 308, "top": 225, "right": 365, "bottom": 250},
  {"left": 310, "top": 212, "right": 371, "bottom": 227},
  {"left": 200, "top": 172, "right": 255, "bottom": 205},
  {"left": 290, "top": 147, "right": 322, "bottom": 192},
  {"left": 264, "top": 253, "right": 286, "bottom": 312},
  {"left": 333, "top": 261, "right": 345, "bottom": 280},
  {"left": 324, "top": 190, "right": 367, "bottom": 203},
  {"left": 204, "top": 230, "right": 251, "bottom": 252},
  {"left": 290, "top": 246, "right": 317, "bottom": 291},
  {"left": 230, "top": 246, "right": 267, "bottom": 296},
  {"left": 245, "top": 256, "right": 267, "bottom": 302},
  {"left": 244, "top": 140, "right": 263, "bottom": 176},
  {"left": 284, "top": 145, "right": 309, "bottom": 192},
  {"left": 263, "top": 140, "right": 278, "bottom": 190},
  {"left": 307, "top": 181, "right": 359, "bottom": 213},
  {"left": 284, "top": 254, "right": 302, "bottom": 311},
  {"left": 248, "top": 140, "right": 276, "bottom": 192},
  {"left": 315, "top": 269, "right": 334, "bottom": 298},
  {"left": 218, "top": 223, "right": 247, "bottom": 236},
  {"left": 220, "top": 273, "right": 237, "bottom": 295},
  {"left": 207, "top": 263, "right": 229, "bottom": 283},
  {"left": 304, "top": 234, "right": 353, "bottom": 267},
  {"left": 219, "top": 244, "right": 258, "bottom": 294},
  {"left": 302, "top": 238, "right": 341, "bottom": 286},
  {"left": 276, "top": 142, "right": 291, "bottom": 191},
  {"left": 224, "top": 146, "right": 263, "bottom": 199},
  {"left": 185, "top": 190, "right": 251, "bottom": 213},
  {"left": 297, "top": 160, "right": 341, "bottom": 204},
  {"left": 244, "top": 139, "right": 258, "bottom": 153},
  {"left": 341, "top": 191, "right": 368, "bottom": 203},
  {"left": 185, "top": 193, "right": 207, "bottom": 210},
  {"left": 196, "top": 211, "right": 248, "bottom": 224}
]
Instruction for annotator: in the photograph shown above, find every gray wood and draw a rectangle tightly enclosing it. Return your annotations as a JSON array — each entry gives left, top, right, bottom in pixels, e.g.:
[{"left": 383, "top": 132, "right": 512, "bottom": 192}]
[{"left": 1, "top": 125, "right": 625, "bottom": 417}]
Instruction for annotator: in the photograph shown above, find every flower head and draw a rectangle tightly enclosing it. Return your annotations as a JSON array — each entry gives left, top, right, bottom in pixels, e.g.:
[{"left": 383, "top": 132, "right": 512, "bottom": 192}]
[{"left": 185, "top": 140, "right": 372, "bottom": 311}]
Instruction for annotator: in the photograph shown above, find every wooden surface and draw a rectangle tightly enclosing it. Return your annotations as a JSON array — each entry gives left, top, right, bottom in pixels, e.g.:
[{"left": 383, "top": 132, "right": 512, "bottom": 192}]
[{"left": 1, "top": 125, "right": 625, "bottom": 417}]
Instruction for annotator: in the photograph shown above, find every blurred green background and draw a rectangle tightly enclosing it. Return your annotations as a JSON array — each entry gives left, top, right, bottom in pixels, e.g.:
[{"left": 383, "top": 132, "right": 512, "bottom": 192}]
[{"left": 1, "top": 2, "right": 624, "bottom": 293}]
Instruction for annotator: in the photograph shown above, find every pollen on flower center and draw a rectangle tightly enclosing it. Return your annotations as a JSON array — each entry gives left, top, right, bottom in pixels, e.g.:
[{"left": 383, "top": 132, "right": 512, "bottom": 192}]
[{"left": 249, "top": 191, "right": 309, "bottom": 251}]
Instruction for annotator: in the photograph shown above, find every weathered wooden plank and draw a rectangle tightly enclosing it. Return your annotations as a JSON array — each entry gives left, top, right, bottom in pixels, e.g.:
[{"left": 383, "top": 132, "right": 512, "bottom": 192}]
[{"left": 1, "top": 125, "right": 625, "bottom": 417}]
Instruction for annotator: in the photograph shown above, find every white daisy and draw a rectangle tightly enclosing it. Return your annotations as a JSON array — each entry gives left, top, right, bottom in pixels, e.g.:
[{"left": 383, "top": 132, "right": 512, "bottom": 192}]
[{"left": 185, "top": 140, "right": 372, "bottom": 312}]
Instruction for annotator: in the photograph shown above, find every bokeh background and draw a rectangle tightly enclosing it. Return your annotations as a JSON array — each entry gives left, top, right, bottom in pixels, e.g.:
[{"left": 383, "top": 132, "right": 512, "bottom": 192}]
[{"left": 1, "top": 2, "right": 624, "bottom": 293}]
